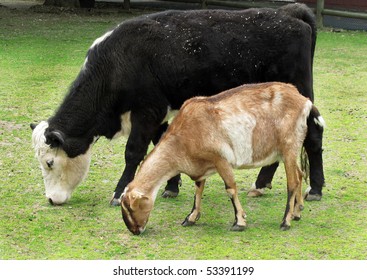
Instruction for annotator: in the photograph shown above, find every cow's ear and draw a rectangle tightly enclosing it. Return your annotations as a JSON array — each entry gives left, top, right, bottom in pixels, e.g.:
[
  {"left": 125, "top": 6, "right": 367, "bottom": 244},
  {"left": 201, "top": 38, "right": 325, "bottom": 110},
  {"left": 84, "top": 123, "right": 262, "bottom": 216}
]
[
  {"left": 30, "top": 123, "right": 38, "bottom": 130},
  {"left": 45, "top": 130, "right": 65, "bottom": 148}
]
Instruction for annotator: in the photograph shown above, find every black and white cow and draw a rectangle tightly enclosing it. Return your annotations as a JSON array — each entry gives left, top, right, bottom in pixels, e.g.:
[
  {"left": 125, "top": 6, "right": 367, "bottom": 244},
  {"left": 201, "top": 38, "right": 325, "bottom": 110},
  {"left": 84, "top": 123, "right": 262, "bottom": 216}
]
[{"left": 31, "top": 3, "right": 325, "bottom": 206}]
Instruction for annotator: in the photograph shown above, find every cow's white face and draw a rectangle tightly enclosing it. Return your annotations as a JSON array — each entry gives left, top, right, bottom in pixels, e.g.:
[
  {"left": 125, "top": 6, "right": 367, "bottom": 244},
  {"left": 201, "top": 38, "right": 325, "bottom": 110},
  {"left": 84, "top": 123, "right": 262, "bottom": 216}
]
[{"left": 31, "top": 121, "right": 92, "bottom": 205}]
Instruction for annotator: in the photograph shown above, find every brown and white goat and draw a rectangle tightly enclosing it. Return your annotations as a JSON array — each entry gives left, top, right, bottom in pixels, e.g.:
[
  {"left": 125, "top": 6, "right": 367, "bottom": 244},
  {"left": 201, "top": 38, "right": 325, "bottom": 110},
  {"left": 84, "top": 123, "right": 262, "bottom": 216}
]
[{"left": 121, "top": 82, "right": 325, "bottom": 235}]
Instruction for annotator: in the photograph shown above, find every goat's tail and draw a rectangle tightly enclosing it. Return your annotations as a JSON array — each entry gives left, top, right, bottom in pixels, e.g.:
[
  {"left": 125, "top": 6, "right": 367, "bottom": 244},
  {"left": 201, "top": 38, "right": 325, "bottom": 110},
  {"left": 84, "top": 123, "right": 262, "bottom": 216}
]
[
  {"left": 300, "top": 105, "right": 326, "bottom": 184},
  {"left": 300, "top": 147, "right": 309, "bottom": 184}
]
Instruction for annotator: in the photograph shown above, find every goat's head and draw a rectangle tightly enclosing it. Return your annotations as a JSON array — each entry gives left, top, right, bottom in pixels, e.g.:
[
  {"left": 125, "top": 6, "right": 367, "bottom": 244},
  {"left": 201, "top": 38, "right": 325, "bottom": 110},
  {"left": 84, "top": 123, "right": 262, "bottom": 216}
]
[{"left": 121, "top": 187, "right": 153, "bottom": 235}]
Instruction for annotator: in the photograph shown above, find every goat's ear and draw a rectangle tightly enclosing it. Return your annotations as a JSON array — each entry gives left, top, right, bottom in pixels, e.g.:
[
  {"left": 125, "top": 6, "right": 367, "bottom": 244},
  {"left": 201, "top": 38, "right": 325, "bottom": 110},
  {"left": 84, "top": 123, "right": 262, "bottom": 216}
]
[
  {"left": 30, "top": 123, "right": 38, "bottom": 130},
  {"left": 129, "top": 191, "right": 152, "bottom": 211},
  {"left": 45, "top": 130, "right": 65, "bottom": 148}
]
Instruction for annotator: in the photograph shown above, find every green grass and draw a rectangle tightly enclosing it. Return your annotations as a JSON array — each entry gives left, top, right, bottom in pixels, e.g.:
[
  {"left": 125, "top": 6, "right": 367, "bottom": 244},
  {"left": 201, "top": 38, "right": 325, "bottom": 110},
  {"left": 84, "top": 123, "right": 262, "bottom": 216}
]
[{"left": 0, "top": 6, "right": 366, "bottom": 260}]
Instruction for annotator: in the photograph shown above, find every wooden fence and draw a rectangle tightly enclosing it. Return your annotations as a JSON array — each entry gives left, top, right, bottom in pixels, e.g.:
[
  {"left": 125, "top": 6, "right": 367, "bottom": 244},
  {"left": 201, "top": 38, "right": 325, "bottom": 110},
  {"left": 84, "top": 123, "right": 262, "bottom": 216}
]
[{"left": 122, "top": 0, "right": 367, "bottom": 29}]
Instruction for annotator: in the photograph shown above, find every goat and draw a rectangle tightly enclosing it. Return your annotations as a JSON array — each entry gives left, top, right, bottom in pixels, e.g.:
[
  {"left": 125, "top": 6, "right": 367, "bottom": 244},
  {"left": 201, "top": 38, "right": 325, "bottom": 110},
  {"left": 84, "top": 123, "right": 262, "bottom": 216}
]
[{"left": 121, "top": 82, "right": 325, "bottom": 235}]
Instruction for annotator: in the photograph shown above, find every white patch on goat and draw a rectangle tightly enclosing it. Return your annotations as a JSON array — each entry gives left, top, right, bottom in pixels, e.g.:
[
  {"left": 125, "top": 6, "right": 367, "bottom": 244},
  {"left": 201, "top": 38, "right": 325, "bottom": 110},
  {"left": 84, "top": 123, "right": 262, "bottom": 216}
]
[
  {"left": 273, "top": 91, "right": 283, "bottom": 106},
  {"left": 220, "top": 111, "right": 257, "bottom": 168},
  {"left": 251, "top": 151, "right": 281, "bottom": 168},
  {"left": 32, "top": 121, "right": 92, "bottom": 205},
  {"left": 90, "top": 30, "right": 113, "bottom": 49},
  {"left": 295, "top": 100, "right": 314, "bottom": 148}
]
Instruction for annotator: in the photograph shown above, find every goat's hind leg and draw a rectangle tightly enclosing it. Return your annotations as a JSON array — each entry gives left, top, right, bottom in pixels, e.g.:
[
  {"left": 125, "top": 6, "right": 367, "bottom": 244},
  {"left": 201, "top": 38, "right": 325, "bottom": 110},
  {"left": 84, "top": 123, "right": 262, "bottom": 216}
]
[
  {"left": 281, "top": 158, "right": 301, "bottom": 230},
  {"left": 182, "top": 180, "right": 205, "bottom": 227},
  {"left": 227, "top": 184, "right": 247, "bottom": 231},
  {"left": 293, "top": 167, "right": 304, "bottom": 221}
]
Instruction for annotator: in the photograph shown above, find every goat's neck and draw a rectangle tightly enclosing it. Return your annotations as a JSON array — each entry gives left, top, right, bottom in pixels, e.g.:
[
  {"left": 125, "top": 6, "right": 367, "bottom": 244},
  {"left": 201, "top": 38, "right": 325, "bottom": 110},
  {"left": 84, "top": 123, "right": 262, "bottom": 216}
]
[{"left": 133, "top": 140, "right": 181, "bottom": 201}]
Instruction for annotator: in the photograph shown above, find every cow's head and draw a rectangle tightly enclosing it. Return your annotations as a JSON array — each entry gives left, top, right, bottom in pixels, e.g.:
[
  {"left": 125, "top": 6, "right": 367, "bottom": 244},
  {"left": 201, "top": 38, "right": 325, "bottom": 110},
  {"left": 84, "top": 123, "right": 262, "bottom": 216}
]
[
  {"left": 31, "top": 121, "right": 92, "bottom": 205},
  {"left": 121, "top": 185, "right": 154, "bottom": 235}
]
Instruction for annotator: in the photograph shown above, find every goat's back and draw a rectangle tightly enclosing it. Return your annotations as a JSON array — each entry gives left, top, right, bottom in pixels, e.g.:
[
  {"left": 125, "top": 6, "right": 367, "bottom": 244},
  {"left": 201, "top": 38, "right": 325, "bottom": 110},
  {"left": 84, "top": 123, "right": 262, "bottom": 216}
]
[{"left": 170, "top": 82, "right": 312, "bottom": 168}]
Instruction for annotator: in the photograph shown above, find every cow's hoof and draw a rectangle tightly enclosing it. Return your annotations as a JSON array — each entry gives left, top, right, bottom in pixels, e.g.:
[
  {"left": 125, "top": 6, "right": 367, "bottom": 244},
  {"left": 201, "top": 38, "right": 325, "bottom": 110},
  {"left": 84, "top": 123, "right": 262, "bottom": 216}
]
[
  {"left": 304, "top": 186, "right": 322, "bottom": 201},
  {"left": 247, "top": 186, "right": 265, "bottom": 197},
  {"left": 162, "top": 190, "right": 179, "bottom": 198},
  {"left": 110, "top": 198, "right": 121, "bottom": 206},
  {"left": 247, "top": 183, "right": 269, "bottom": 197},
  {"left": 231, "top": 224, "right": 246, "bottom": 231},
  {"left": 305, "top": 193, "right": 322, "bottom": 201}
]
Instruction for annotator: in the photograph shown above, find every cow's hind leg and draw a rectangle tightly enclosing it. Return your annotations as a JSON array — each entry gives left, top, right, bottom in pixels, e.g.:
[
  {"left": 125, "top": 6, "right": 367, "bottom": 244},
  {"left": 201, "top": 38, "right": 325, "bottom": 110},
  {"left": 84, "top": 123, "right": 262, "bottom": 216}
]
[
  {"left": 182, "top": 180, "right": 205, "bottom": 226},
  {"left": 248, "top": 162, "right": 279, "bottom": 197}
]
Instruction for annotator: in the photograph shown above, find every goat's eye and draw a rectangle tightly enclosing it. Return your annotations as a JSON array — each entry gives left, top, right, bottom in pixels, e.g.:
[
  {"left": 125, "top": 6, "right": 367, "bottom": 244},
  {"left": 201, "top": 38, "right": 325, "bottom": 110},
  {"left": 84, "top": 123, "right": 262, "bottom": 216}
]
[{"left": 46, "top": 159, "right": 54, "bottom": 169}]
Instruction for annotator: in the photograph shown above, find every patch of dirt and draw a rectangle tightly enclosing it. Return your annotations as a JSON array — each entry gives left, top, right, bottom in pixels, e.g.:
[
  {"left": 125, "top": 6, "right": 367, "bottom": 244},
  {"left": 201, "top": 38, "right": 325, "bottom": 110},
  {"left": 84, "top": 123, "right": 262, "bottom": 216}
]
[
  {"left": 0, "top": 120, "right": 23, "bottom": 132},
  {"left": 0, "top": 0, "right": 42, "bottom": 10},
  {"left": 0, "top": 1, "right": 158, "bottom": 18},
  {"left": 0, "top": 121, "right": 24, "bottom": 147}
]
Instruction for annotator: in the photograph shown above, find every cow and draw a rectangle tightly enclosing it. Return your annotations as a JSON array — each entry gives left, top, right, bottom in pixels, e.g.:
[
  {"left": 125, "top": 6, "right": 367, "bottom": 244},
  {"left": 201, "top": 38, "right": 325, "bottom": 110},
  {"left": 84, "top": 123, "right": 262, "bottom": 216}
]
[{"left": 31, "top": 3, "right": 325, "bottom": 206}]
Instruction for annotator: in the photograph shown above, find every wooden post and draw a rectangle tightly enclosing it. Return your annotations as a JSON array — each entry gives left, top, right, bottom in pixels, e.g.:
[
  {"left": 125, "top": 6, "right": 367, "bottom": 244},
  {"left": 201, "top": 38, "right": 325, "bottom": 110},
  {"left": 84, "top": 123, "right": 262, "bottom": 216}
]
[
  {"left": 201, "top": 0, "right": 207, "bottom": 9},
  {"left": 124, "top": 0, "right": 130, "bottom": 10},
  {"left": 316, "top": 0, "right": 325, "bottom": 29}
]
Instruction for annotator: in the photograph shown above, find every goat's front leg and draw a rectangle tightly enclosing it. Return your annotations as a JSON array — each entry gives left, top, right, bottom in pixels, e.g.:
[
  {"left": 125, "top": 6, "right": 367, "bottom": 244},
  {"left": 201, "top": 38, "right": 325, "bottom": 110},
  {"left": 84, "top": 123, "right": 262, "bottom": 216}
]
[
  {"left": 215, "top": 160, "right": 246, "bottom": 231},
  {"left": 182, "top": 180, "right": 205, "bottom": 227}
]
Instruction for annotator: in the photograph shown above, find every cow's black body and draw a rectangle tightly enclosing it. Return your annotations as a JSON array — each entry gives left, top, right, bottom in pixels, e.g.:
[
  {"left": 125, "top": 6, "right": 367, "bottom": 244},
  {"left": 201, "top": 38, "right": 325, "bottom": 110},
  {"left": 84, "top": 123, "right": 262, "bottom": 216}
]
[{"left": 45, "top": 4, "right": 324, "bottom": 204}]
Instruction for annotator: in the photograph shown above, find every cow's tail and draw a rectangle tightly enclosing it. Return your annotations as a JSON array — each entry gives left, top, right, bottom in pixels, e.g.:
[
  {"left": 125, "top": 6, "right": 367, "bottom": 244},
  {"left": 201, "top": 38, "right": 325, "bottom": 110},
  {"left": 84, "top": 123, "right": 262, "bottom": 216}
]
[
  {"left": 300, "top": 104, "right": 325, "bottom": 184},
  {"left": 278, "top": 3, "right": 317, "bottom": 60}
]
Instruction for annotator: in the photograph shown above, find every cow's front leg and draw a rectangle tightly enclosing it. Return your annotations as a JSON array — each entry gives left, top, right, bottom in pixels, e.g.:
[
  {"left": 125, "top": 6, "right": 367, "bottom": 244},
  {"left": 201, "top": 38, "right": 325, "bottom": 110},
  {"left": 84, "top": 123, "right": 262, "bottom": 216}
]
[
  {"left": 110, "top": 112, "right": 162, "bottom": 206},
  {"left": 162, "top": 175, "right": 182, "bottom": 198},
  {"left": 152, "top": 122, "right": 182, "bottom": 198}
]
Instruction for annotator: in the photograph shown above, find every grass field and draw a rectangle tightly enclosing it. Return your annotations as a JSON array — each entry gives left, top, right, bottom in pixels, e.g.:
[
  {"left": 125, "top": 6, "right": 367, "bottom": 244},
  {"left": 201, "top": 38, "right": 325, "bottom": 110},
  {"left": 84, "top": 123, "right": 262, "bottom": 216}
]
[{"left": 0, "top": 5, "right": 366, "bottom": 260}]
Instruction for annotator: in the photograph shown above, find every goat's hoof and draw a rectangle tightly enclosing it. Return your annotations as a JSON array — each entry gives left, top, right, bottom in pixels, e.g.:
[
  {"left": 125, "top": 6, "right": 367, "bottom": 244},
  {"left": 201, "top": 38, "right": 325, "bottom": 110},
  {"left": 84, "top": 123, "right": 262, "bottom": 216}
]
[
  {"left": 280, "top": 223, "right": 291, "bottom": 231},
  {"left": 293, "top": 216, "right": 301, "bottom": 221},
  {"left": 231, "top": 224, "right": 246, "bottom": 231},
  {"left": 182, "top": 218, "right": 195, "bottom": 227},
  {"left": 162, "top": 190, "right": 179, "bottom": 198},
  {"left": 110, "top": 198, "right": 121, "bottom": 206}
]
